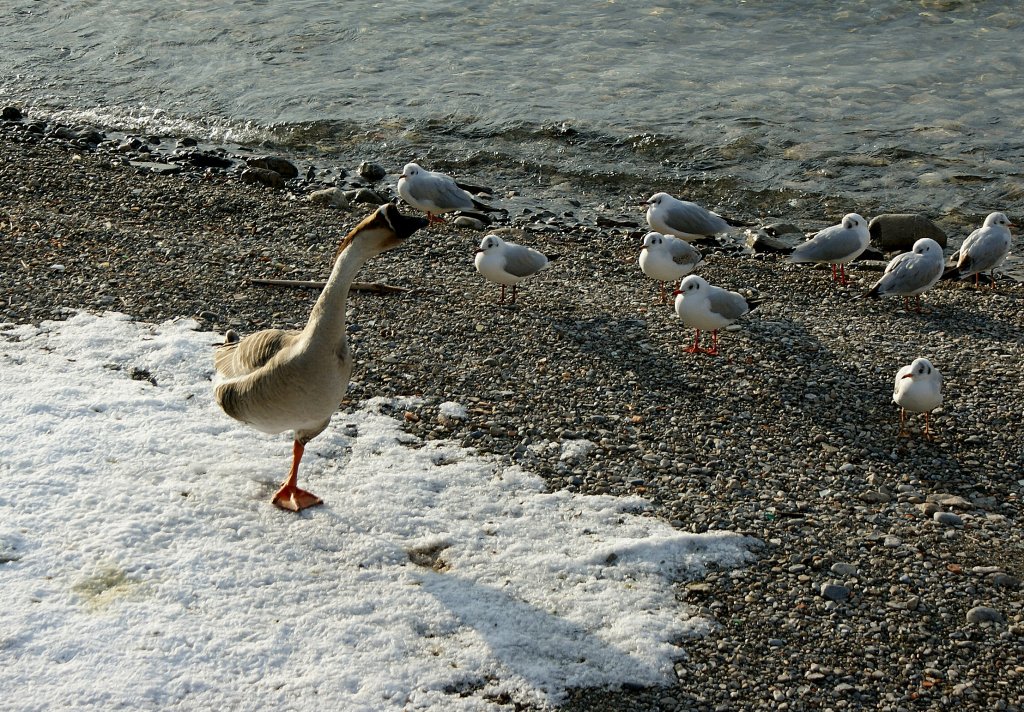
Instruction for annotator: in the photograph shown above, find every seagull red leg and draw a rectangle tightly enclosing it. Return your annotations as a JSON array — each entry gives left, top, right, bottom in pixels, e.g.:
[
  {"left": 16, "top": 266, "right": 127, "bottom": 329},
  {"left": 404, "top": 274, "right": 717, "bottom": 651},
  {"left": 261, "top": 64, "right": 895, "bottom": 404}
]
[
  {"left": 511, "top": 284, "right": 518, "bottom": 304},
  {"left": 685, "top": 329, "right": 703, "bottom": 354},
  {"left": 272, "top": 440, "right": 323, "bottom": 512},
  {"left": 704, "top": 329, "right": 720, "bottom": 356},
  {"left": 897, "top": 408, "right": 910, "bottom": 438}
]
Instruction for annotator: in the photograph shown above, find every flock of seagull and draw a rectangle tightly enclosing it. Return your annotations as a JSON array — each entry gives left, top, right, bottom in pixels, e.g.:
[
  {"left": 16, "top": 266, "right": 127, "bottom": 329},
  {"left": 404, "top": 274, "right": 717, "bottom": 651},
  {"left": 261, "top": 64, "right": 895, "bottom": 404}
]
[{"left": 213, "top": 162, "right": 1013, "bottom": 511}]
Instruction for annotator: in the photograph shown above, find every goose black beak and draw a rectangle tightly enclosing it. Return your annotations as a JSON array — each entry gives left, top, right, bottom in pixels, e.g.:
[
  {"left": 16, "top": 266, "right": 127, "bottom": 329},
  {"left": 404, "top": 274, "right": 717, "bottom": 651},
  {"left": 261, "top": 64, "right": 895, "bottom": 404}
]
[{"left": 380, "top": 203, "right": 429, "bottom": 239}]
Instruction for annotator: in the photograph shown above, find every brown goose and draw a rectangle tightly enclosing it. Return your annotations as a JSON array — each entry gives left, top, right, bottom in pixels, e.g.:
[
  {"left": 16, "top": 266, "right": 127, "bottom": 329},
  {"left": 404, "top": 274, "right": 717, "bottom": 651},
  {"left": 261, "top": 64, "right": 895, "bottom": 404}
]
[{"left": 214, "top": 204, "right": 428, "bottom": 511}]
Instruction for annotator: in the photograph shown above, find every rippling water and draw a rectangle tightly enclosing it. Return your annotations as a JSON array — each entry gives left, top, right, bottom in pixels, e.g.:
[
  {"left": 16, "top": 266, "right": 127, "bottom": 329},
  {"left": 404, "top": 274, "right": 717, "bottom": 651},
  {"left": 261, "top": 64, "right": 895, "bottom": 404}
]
[{"left": 3, "top": 0, "right": 1023, "bottom": 259}]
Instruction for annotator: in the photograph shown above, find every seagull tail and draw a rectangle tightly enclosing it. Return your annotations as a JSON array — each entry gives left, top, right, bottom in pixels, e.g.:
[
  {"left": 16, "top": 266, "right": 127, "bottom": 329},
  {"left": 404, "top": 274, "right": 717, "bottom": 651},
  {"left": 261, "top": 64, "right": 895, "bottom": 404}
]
[
  {"left": 746, "top": 298, "right": 765, "bottom": 313},
  {"left": 940, "top": 264, "right": 961, "bottom": 281},
  {"left": 470, "top": 197, "right": 506, "bottom": 214},
  {"left": 861, "top": 283, "right": 882, "bottom": 300}
]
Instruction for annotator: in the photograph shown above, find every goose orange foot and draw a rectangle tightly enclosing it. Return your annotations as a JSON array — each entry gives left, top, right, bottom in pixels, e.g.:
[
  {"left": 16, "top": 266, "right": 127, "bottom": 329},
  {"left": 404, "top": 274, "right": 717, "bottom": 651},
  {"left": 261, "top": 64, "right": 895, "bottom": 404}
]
[{"left": 272, "top": 484, "right": 323, "bottom": 512}]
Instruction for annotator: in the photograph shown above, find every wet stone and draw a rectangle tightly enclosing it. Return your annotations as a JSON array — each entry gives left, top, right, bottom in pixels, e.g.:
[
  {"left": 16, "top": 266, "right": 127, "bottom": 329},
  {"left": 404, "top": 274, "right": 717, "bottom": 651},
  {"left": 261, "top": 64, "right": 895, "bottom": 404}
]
[
  {"left": 357, "top": 161, "right": 387, "bottom": 181},
  {"left": 868, "top": 213, "right": 948, "bottom": 252},
  {"left": 240, "top": 167, "right": 285, "bottom": 189},
  {"left": 246, "top": 156, "right": 298, "bottom": 179}
]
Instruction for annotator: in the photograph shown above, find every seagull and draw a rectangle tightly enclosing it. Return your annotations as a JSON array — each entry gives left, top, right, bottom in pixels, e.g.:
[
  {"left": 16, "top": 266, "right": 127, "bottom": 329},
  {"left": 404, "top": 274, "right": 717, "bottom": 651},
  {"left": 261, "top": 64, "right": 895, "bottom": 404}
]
[
  {"left": 474, "top": 234, "right": 553, "bottom": 304},
  {"left": 789, "top": 213, "right": 870, "bottom": 285},
  {"left": 397, "top": 162, "right": 498, "bottom": 223},
  {"left": 645, "top": 192, "right": 740, "bottom": 242},
  {"left": 673, "top": 274, "right": 758, "bottom": 355},
  {"left": 214, "top": 204, "right": 429, "bottom": 511},
  {"left": 893, "top": 357, "right": 943, "bottom": 439},
  {"left": 947, "top": 211, "right": 1013, "bottom": 288},
  {"left": 863, "top": 238, "right": 945, "bottom": 312},
  {"left": 638, "top": 231, "right": 703, "bottom": 304}
]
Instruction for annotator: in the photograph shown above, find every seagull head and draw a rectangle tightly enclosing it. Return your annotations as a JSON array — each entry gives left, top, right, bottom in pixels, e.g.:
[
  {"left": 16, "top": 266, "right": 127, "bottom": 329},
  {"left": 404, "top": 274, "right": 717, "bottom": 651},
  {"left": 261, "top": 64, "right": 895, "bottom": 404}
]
[
  {"left": 983, "top": 211, "right": 1013, "bottom": 229},
  {"left": 842, "top": 213, "right": 866, "bottom": 230},
  {"left": 641, "top": 232, "right": 664, "bottom": 250},
  {"left": 902, "top": 357, "right": 936, "bottom": 380},
  {"left": 912, "top": 238, "right": 942, "bottom": 256},
  {"left": 672, "top": 274, "right": 707, "bottom": 296},
  {"left": 645, "top": 192, "right": 669, "bottom": 208},
  {"left": 400, "top": 163, "right": 422, "bottom": 180},
  {"left": 476, "top": 234, "right": 504, "bottom": 254}
]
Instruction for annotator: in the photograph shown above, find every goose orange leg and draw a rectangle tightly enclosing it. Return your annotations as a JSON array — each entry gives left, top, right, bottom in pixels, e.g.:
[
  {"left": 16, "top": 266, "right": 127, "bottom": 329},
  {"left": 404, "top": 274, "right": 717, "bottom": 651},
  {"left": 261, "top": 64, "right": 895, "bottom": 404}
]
[{"left": 272, "top": 440, "right": 323, "bottom": 512}]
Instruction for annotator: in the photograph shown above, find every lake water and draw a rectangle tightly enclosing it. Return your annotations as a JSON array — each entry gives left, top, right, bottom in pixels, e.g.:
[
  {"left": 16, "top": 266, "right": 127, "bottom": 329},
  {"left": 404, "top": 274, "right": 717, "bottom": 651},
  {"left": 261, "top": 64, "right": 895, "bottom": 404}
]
[{"left": 2, "top": 0, "right": 1022, "bottom": 268}]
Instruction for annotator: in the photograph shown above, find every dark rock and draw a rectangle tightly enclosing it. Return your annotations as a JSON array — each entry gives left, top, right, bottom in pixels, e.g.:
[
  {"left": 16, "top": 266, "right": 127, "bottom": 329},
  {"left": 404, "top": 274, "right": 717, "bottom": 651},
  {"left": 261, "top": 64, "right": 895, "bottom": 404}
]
[
  {"left": 185, "top": 151, "right": 234, "bottom": 169},
  {"left": 357, "top": 161, "right": 387, "bottom": 182},
  {"left": 348, "top": 187, "right": 387, "bottom": 205},
  {"left": 965, "top": 606, "right": 1004, "bottom": 625},
  {"left": 118, "top": 137, "right": 144, "bottom": 152},
  {"left": 247, "top": 156, "right": 298, "bottom": 179},
  {"left": 308, "top": 187, "right": 350, "bottom": 209},
  {"left": 179, "top": 137, "right": 198, "bottom": 147},
  {"left": 868, "top": 213, "right": 947, "bottom": 253},
  {"left": 855, "top": 245, "right": 885, "bottom": 262},
  {"left": 129, "top": 161, "right": 182, "bottom": 176},
  {"left": 820, "top": 582, "right": 850, "bottom": 601},
  {"left": 240, "top": 167, "right": 285, "bottom": 189},
  {"left": 748, "top": 231, "right": 796, "bottom": 254},
  {"left": 762, "top": 222, "right": 802, "bottom": 237},
  {"left": 2, "top": 106, "right": 23, "bottom": 121}
]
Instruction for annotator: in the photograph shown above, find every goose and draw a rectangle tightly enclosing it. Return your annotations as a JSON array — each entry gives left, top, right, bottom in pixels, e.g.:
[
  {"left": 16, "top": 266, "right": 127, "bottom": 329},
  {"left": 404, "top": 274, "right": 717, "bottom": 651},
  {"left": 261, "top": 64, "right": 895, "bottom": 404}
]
[
  {"left": 397, "top": 162, "right": 499, "bottom": 223},
  {"left": 789, "top": 213, "right": 870, "bottom": 285},
  {"left": 673, "top": 274, "right": 759, "bottom": 355},
  {"left": 638, "top": 231, "right": 702, "bottom": 304},
  {"left": 948, "top": 211, "right": 1013, "bottom": 288},
  {"left": 213, "top": 204, "right": 429, "bottom": 511},
  {"left": 893, "top": 357, "right": 943, "bottom": 439},
  {"left": 863, "top": 238, "right": 945, "bottom": 312},
  {"left": 644, "top": 192, "right": 739, "bottom": 242}
]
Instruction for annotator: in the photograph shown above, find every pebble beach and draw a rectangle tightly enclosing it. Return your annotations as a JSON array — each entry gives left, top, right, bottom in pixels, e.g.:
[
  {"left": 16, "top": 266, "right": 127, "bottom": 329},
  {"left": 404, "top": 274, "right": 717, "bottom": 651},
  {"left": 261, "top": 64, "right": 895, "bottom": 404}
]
[{"left": 2, "top": 116, "right": 1023, "bottom": 711}]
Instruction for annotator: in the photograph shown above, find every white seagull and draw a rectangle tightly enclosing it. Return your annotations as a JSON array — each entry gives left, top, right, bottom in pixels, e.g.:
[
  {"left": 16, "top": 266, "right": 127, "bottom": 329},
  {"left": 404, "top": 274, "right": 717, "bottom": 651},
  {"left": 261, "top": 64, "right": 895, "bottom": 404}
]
[
  {"left": 397, "top": 162, "right": 498, "bottom": 223},
  {"left": 789, "top": 213, "right": 870, "bottom": 285},
  {"left": 950, "top": 211, "right": 1013, "bottom": 288},
  {"left": 638, "top": 231, "right": 703, "bottom": 304},
  {"left": 673, "top": 274, "right": 758, "bottom": 355},
  {"left": 214, "top": 204, "right": 429, "bottom": 511},
  {"left": 893, "top": 357, "right": 943, "bottom": 439},
  {"left": 645, "top": 192, "right": 737, "bottom": 242},
  {"left": 863, "top": 238, "right": 945, "bottom": 312},
  {"left": 474, "top": 234, "right": 553, "bottom": 304}
]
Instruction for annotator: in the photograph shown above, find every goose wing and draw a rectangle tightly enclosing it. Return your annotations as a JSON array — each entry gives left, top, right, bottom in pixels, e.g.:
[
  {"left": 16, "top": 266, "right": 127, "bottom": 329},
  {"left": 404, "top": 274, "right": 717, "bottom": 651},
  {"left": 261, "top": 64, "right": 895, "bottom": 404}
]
[{"left": 214, "top": 328, "right": 299, "bottom": 379}]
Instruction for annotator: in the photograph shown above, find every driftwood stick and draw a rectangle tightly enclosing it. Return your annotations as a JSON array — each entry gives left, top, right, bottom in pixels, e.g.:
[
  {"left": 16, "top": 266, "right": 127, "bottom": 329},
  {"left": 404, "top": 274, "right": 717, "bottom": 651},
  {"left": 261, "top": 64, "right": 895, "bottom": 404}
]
[{"left": 247, "top": 277, "right": 412, "bottom": 294}]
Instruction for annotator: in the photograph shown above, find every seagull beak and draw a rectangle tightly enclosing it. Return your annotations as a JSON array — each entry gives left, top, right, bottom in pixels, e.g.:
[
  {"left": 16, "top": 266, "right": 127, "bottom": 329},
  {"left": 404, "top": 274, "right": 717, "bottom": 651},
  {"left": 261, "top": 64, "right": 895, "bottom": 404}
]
[
  {"left": 901, "top": 373, "right": 914, "bottom": 379},
  {"left": 672, "top": 289, "right": 682, "bottom": 296},
  {"left": 474, "top": 248, "right": 484, "bottom": 253}
]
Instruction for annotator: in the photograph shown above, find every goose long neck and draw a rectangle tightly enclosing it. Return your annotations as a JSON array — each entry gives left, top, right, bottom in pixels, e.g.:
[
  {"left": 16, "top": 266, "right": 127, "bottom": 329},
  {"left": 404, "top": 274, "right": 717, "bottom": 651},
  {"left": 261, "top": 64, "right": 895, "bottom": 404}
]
[{"left": 303, "top": 239, "right": 374, "bottom": 346}]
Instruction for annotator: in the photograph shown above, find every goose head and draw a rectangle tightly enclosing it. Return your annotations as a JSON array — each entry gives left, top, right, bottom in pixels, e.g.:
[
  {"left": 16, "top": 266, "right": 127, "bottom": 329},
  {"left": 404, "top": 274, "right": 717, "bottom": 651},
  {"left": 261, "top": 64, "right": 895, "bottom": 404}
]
[{"left": 334, "top": 203, "right": 429, "bottom": 260}]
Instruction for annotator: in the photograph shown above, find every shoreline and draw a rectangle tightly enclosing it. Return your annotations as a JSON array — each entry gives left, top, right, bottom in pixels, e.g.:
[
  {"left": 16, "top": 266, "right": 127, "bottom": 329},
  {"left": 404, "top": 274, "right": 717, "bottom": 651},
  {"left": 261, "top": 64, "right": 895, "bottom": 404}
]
[{"left": 2, "top": 121, "right": 1023, "bottom": 710}]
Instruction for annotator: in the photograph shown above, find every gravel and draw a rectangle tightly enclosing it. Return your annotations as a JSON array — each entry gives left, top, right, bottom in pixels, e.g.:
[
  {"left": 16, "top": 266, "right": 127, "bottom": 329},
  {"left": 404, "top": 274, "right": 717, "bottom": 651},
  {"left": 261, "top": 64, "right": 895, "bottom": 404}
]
[{"left": 2, "top": 119, "right": 1023, "bottom": 711}]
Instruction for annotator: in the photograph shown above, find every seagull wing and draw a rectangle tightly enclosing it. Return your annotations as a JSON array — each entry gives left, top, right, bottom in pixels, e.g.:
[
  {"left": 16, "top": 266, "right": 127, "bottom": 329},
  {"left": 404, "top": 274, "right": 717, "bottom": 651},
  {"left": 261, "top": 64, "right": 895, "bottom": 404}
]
[
  {"left": 707, "top": 288, "right": 750, "bottom": 321},
  {"left": 667, "top": 238, "right": 702, "bottom": 267},
  {"left": 790, "top": 224, "right": 864, "bottom": 263},
  {"left": 663, "top": 200, "right": 729, "bottom": 236},
  {"left": 502, "top": 244, "right": 549, "bottom": 278},
  {"left": 408, "top": 173, "right": 476, "bottom": 212}
]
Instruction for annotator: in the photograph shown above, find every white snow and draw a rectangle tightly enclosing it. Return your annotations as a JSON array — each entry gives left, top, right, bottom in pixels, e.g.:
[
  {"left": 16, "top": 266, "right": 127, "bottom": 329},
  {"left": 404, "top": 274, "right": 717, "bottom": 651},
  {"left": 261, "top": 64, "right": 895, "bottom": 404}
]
[{"left": 0, "top": 312, "right": 756, "bottom": 711}]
